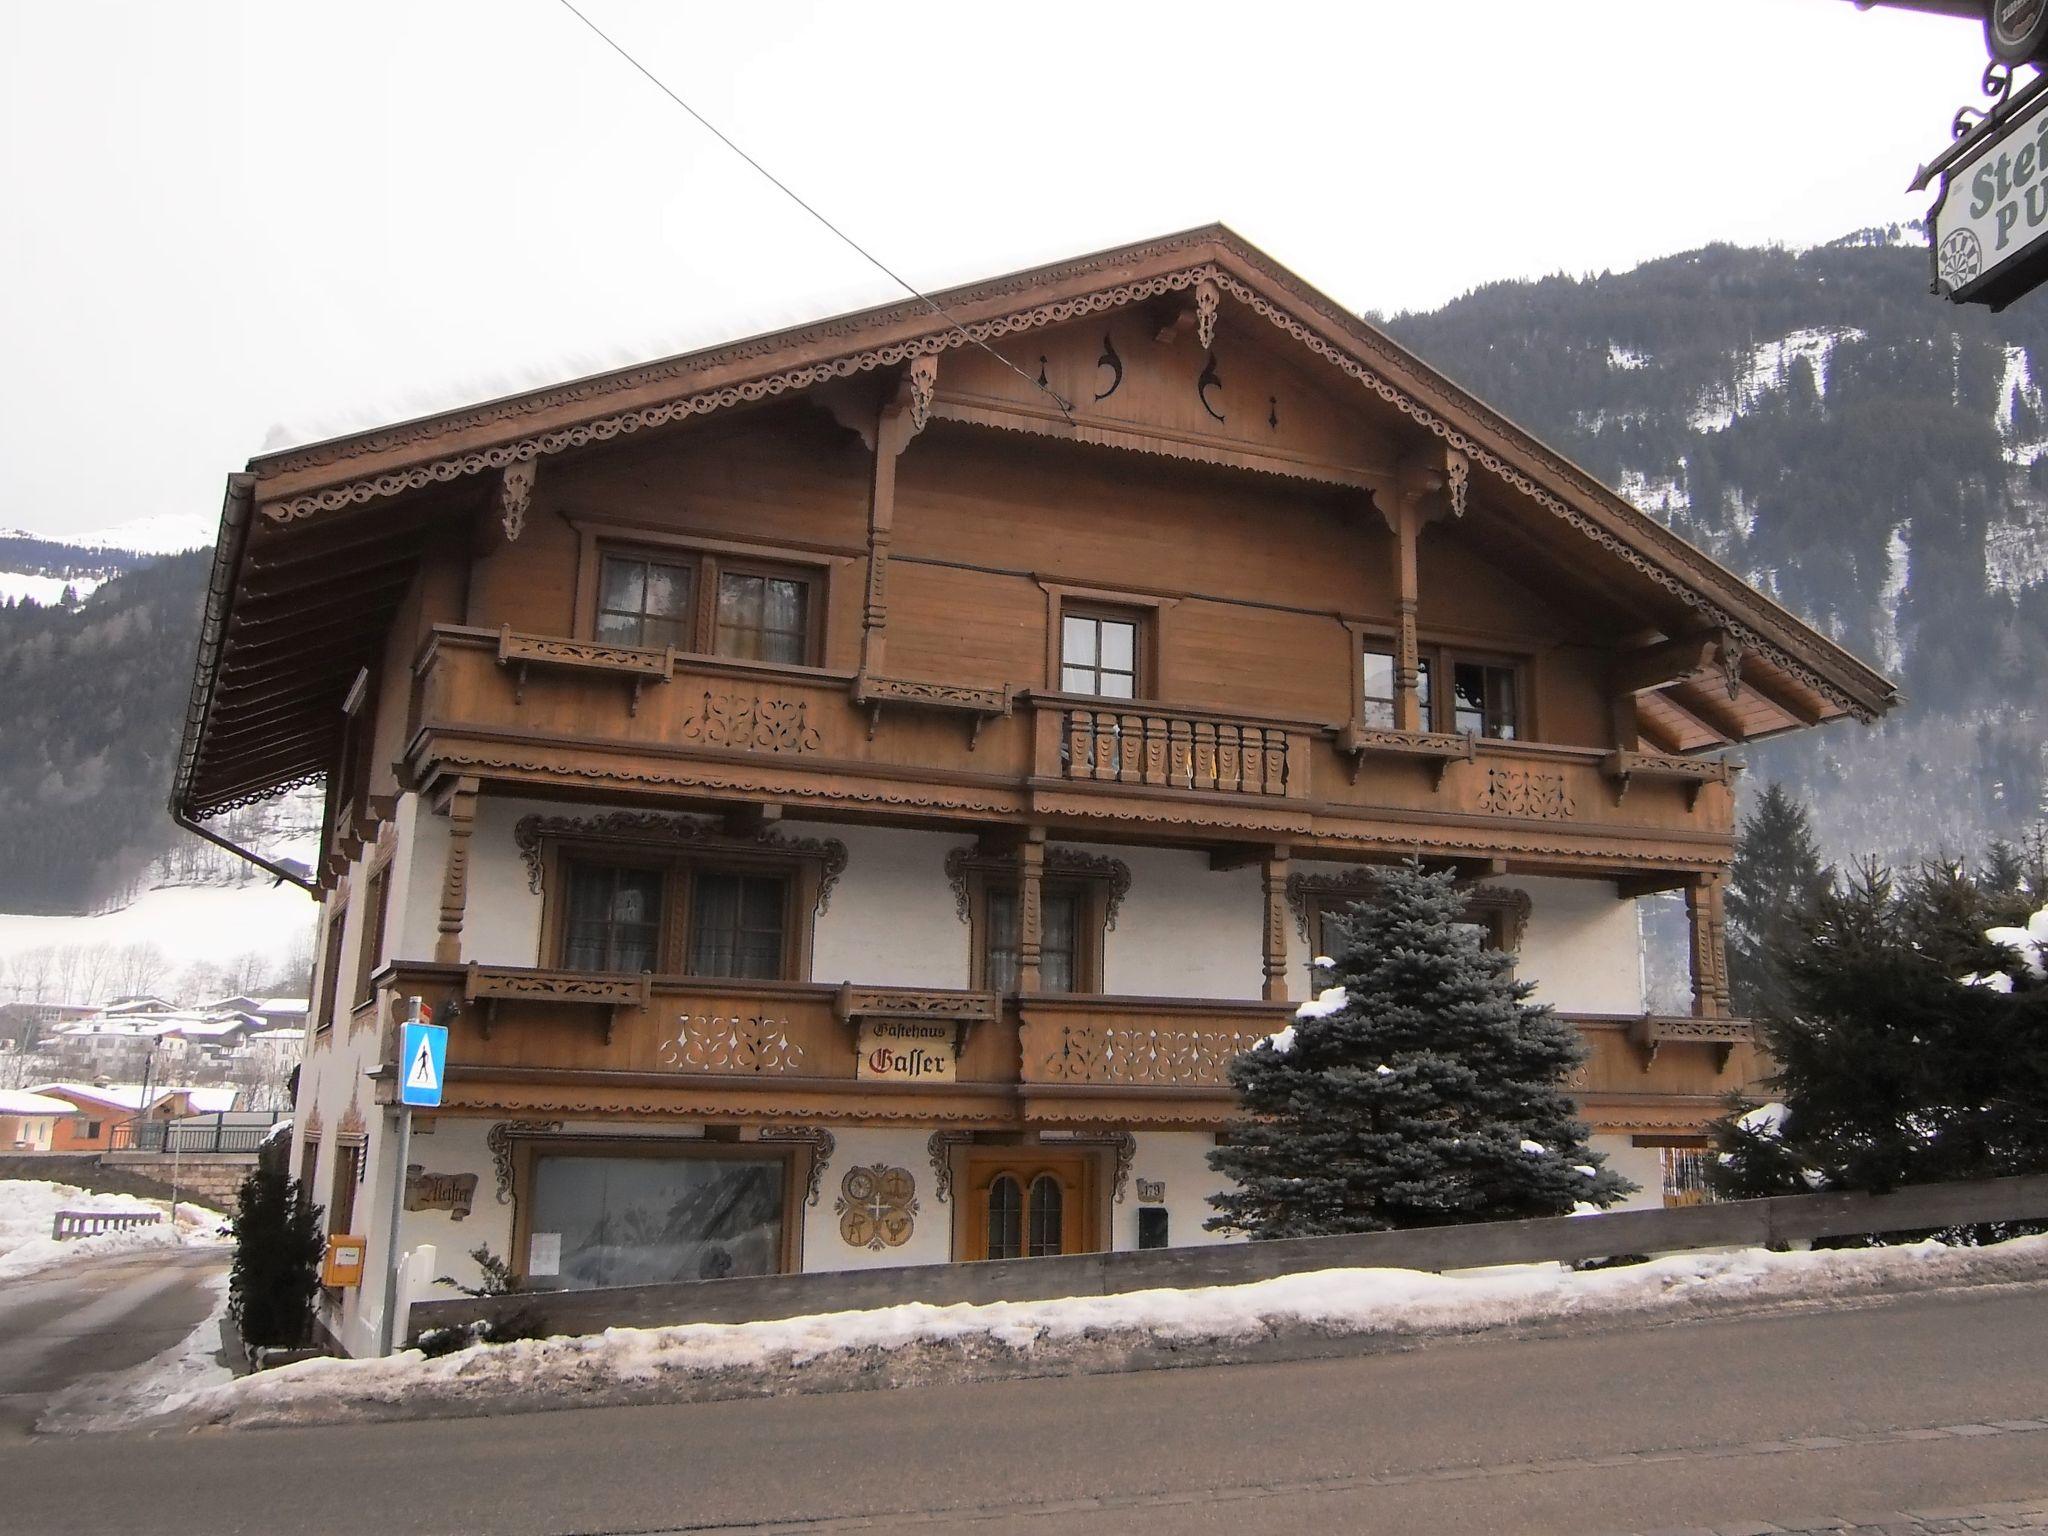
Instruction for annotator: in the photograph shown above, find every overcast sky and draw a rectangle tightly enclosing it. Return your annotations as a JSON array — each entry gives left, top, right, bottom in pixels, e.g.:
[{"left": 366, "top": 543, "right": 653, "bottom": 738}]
[{"left": 0, "top": 0, "right": 2000, "bottom": 544}]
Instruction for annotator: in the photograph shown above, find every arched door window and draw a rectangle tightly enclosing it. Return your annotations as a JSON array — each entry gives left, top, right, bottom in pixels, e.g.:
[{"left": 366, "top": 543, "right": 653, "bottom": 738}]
[
  {"left": 986, "top": 1174, "right": 1024, "bottom": 1260},
  {"left": 1027, "top": 1174, "right": 1064, "bottom": 1257}
]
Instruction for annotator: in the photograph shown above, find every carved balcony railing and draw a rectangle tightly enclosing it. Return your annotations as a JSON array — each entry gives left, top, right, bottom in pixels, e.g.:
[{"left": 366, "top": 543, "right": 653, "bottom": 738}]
[
  {"left": 1033, "top": 698, "right": 1313, "bottom": 801},
  {"left": 1017, "top": 996, "right": 1297, "bottom": 1091}
]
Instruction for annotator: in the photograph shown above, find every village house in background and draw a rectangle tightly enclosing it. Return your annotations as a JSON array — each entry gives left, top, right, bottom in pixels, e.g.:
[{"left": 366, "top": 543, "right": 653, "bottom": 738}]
[{"left": 169, "top": 228, "right": 1897, "bottom": 1357}]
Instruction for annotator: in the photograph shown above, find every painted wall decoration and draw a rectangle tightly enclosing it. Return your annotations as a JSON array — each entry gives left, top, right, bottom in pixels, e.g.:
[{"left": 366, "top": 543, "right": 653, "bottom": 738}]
[
  {"left": 836, "top": 1163, "right": 919, "bottom": 1250},
  {"left": 403, "top": 1165, "right": 479, "bottom": 1221}
]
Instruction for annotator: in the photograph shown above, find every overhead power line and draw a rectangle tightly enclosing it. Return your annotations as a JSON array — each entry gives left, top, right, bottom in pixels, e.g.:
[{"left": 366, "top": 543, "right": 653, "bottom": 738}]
[{"left": 550, "top": 0, "right": 1074, "bottom": 420}]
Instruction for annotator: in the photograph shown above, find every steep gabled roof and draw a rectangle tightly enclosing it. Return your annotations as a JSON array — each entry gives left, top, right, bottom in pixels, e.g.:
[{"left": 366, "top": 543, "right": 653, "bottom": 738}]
[{"left": 174, "top": 226, "right": 1900, "bottom": 825}]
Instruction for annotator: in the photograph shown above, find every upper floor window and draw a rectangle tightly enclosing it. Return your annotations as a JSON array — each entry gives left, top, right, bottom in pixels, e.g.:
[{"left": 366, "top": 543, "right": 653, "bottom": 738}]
[
  {"left": 1450, "top": 659, "right": 1519, "bottom": 740},
  {"left": 1359, "top": 639, "right": 1515, "bottom": 739},
  {"left": 1061, "top": 607, "right": 1142, "bottom": 699},
  {"left": 563, "top": 861, "right": 664, "bottom": 972},
  {"left": 983, "top": 882, "right": 1086, "bottom": 994},
  {"left": 715, "top": 568, "right": 810, "bottom": 665},
  {"left": 597, "top": 554, "right": 694, "bottom": 651},
  {"left": 553, "top": 853, "right": 803, "bottom": 981},
  {"left": 585, "top": 540, "right": 819, "bottom": 666},
  {"left": 1360, "top": 646, "right": 1432, "bottom": 731},
  {"left": 686, "top": 870, "right": 789, "bottom": 980}
]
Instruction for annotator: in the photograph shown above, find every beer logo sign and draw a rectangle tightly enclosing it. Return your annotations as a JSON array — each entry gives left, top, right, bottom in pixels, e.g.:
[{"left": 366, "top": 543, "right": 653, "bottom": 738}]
[{"left": 836, "top": 1164, "right": 919, "bottom": 1250}]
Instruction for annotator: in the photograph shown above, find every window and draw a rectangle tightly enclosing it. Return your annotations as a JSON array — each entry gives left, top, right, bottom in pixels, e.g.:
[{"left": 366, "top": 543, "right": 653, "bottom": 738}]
[
  {"left": 521, "top": 1146, "right": 791, "bottom": 1289},
  {"left": 328, "top": 1139, "right": 365, "bottom": 1236},
  {"left": 314, "top": 904, "right": 346, "bottom": 1034},
  {"left": 352, "top": 867, "right": 390, "bottom": 1010},
  {"left": 1060, "top": 608, "right": 1141, "bottom": 699},
  {"left": 562, "top": 862, "right": 665, "bottom": 973},
  {"left": 1307, "top": 884, "right": 1526, "bottom": 970},
  {"left": 596, "top": 553, "right": 694, "bottom": 651},
  {"left": 1360, "top": 646, "right": 1432, "bottom": 730},
  {"left": 297, "top": 1136, "right": 322, "bottom": 1211},
  {"left": 551, "top": 850, "right": 807, "bottom": 981},
  {"left": 1356, "top": 637, "right": 1516, "bottom": 739},
  {"left": 686, "top": 870, "right": 788, "bottom": 980},
  {"left": 984, "top": 884, "right": 1084, "bottom": 994},
  {"left": 1451, "top": 659, "right": 1519, "bottom": 740},
  {"left": 83, "top": 1119, "right": 101, "bottom": 1139},
  {"left": 715, "top": 569, "right": 810, "bottom": 664},
  {"left": 582, "top": 539, "right": 819, "bottom": 665}
]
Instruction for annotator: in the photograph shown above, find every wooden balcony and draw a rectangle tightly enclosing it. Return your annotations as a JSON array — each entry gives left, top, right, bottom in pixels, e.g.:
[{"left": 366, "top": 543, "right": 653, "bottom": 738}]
[
  {"left": 409, "top": 624, "right": 1734, "bottom": 870},
  {"left": 373, "top": 962, "right": 1759, "bottom": 1131}
]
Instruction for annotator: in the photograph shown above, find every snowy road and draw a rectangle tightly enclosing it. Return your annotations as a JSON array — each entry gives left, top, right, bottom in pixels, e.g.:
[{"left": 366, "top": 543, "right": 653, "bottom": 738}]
[
  {"left": 1, "top": 1276, "right": 2046, "bottom": 1533},
  {"left": 0, "top": 1245, "right": 225, "bottom": 1434}
]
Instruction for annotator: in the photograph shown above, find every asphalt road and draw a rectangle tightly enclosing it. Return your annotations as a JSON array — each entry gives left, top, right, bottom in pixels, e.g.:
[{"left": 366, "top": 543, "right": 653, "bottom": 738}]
[
  {"left": 0, "top": 1243, "right": 224, "bottom": 1435},
  {"left": 2, "top": 1276, "right": 2047, "bottom": 1534}
]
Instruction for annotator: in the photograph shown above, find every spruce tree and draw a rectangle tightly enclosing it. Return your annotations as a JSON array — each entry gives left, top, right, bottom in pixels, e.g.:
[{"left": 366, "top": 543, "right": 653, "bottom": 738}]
[
  {"left": 227, "top": 1164, "right": 325, "bottom": 1348},
  {"left": 1207, "top": 861, "right": 1631, "bottom": 1237},
  {"left": 1726, "top": 783, "right": 1828, "bottom": 1019}
]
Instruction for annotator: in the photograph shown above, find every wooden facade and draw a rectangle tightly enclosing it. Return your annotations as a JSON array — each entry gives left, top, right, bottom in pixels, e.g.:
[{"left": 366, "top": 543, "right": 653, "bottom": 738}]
[{"left": 173, "top": 228, "right": 1896, "bottom": 1352}]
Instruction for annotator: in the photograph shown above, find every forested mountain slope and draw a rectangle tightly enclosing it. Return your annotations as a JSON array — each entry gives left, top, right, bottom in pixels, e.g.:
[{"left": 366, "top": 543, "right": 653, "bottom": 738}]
[{"left": 1385, "top": 226, "right": 2048, "bottom": 863}]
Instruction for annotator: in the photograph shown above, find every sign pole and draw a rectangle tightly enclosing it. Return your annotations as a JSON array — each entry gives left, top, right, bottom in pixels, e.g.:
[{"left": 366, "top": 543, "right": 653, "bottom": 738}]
[{"left": 375, "top": 1100, "right": 411, "bottom": 1357}]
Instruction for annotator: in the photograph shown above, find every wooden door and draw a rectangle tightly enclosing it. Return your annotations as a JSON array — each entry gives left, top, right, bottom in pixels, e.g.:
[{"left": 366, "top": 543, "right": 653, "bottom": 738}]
[{"left": 961, "top": 1149, "right": 1098, "bottom": 1259}]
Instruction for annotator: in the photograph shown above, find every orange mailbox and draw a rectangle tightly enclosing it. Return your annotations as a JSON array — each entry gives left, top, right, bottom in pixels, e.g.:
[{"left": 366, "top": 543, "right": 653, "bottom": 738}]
[{"left": 322, "top": 1234, "right": 367, "bottom": 1288}]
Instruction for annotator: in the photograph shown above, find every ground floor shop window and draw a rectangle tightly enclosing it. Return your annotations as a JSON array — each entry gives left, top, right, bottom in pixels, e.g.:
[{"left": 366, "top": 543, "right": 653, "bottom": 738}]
[{"left": 521, "top": 1148, "right": 789, "bottom": 1290}]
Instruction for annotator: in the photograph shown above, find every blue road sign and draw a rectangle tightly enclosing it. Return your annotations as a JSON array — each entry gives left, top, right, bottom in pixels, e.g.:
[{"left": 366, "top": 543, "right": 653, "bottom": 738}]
[{"left": 399, "top": 1021, "right": 448, "bottom": 1109}]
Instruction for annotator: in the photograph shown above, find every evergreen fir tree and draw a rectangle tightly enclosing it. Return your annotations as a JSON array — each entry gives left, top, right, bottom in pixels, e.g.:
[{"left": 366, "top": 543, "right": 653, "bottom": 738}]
[
  {"left": 227, "top": 1163, "right": 325, "bottom": 1348},
  {"left": 1207, "top": 861, "right": 1632, "bottom": 1237},
  {"left": 1726, "top": 783, "right": 1828, "bottom": 1019}
]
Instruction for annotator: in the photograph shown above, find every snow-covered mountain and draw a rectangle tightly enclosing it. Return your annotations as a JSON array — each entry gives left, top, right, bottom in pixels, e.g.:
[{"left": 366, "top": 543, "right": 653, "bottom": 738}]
[{"left": 1387, "top": 225, "right": 2048, "bottom": 865}]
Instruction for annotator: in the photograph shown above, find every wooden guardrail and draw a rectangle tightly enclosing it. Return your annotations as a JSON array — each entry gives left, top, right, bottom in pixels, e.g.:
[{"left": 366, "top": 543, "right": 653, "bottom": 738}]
[
  {"left": 51, "top": 1208, "right": 162, "bottom": 1240},
  {"left": 407, "top": 1172, "right": 2048, "bottom": 1344}
]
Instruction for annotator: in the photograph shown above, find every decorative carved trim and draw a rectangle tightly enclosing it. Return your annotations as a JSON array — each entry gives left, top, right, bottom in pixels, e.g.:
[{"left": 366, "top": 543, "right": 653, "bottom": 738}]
[
  {"left": 338, "top": 1091, "right": 365, "bottom": 1140},
  {"left": 1194, "top": 278, "right": 1219, "bottom": 349},
  {"left": 853, "top": 677, "right": 1011, "bottom": 713},
  {"left": 679, "top": 691, "right": 822, "bottom": 754},
  {"left": 495, "top": 460, "right": 536, "bottom": 542},
  {"left": 1602, "top": 750, "right": 1733, "bottom": 809},
  {"left": 466, "top": 966, "right": 650, "bottom": 1007},
  {"left": 247, "top": 238, "right": 1874, "bottom": 725},
  {"left": 512, "top": 811, "right": 848, "bottom": 912},
  {"left": 1041, "top": 1129, "right": 1139, "bottom": 1204},
  {"left": 927, "top": 1130, "right": 976, "bottom": 1203},
  {"left": 442, "top": 751, "right": 1016, "bottom": 818},
  {"left": 660, "top": 1013, "right": 806, "bottom": 1074},
  {"left": 497, "top": 628, "right": 675, "bottom": 681},
  {"left": 1445, "top": 449, "right": 1470, "bottom": 517},
  {"left": 833, "top": 985, "right": 999, "bottom": 1023},
  {"left": 943, "top": 844, "right": 1133, "bottom": 931},
  {"left": 487, "top": 1119, "right": 564, "bottom": 1204},
  {"left": 758, "top": 1125, "right": 836, "bottom": 1206},
  {"left": 1031, "top": 1024, "right": 1269, "bottom": 1089},
  {"left": 906, "top": 355, "right": 938, "bottom": 434},
  {"left": 1283, "top": 871, "right": 1530, "bottom": 951},
  {"left": 1476, "top": 766, "right": 1575, "bottom": 821},
  {"left": 834, "top": 1162, "right": 918, "bottom": 1248},
  {"left": 301, "top": 1102, "right": 324, "bottom": 1142}
]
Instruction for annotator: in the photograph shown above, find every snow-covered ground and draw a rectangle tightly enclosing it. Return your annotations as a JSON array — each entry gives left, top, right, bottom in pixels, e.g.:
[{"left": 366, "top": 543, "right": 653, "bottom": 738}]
[
  {"left": 40, "top": 1267, "right": 234, "bottom": 1433},
  {"left": 0, "top": 571, "right": 104, "bottom": 607},
  {"left": 89, "top": 1232, "right": 2048, "bottom": 1434},
  {"left": 0, "top": 1179, "right": 227, "bottom": 1283},
  {"left": 0, "top": 880, "right": 316, "bottom": 972}
]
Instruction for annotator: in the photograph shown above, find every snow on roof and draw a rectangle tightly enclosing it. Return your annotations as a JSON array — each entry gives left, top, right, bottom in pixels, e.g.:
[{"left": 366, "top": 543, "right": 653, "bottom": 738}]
[
  {"left": 256, "top": 998, "right": 309, "bottom": 1014},
  {"left": 29, "top": 1082, "right": 161, "bottom": 1110},
  {"left": 0, "top": 1090, "right": 74, "bottom": 1116},
  {"left": 183, "top": 1088, "right": 239, "bottom": 1114}
]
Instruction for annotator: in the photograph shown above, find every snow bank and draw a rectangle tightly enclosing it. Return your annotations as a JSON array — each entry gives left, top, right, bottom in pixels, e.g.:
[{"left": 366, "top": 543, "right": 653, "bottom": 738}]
[
  {"left": 0, "top": 1180, "right": 226, "bottom": 1282},
  {"left": 110, "top": 1233, "right": 2048, "bottom": 1434}
]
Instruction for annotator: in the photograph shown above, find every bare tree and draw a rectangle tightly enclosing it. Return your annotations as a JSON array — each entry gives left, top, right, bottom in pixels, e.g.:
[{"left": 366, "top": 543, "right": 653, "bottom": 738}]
[
  {"left": 109, "top": 942, "right": 169, "bottom": 999},
  {"left": 14, "top": 947, "right": 57, "bottom": 1005}
]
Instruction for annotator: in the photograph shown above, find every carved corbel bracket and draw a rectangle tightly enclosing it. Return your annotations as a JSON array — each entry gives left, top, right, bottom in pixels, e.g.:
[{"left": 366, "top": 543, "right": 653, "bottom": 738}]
[
  {"left": 462, "top": 963, "right": 650, "bottom": 1046},
  {"left": 1602, "top": 750, "right": 1734, "bottom": 810},
  {"left": 494, "top": 459, "right": 536, "bottom": 544},
  {"left": 851, "top": 675, "right": 1013, "bottom": 748},
  {"left": 1628, "top": 1013, "right": 1754, "bottom": 1074},
  {"left": 1335, "top": 723, "right": 1475, "bottom": 788}
]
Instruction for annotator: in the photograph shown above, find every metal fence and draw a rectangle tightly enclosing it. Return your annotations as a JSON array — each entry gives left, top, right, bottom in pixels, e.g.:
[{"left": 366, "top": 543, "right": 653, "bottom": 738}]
[
  {"left": 110, "top": 1112, "right": 286, "bottom": 1154},
  {"left": 409, "top": 1170, "right": 2048, "bottom": 1344}
]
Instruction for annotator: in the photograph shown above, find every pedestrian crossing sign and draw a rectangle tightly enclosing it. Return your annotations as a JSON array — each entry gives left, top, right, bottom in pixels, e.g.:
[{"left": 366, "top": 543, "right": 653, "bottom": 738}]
[{"left": 400, "top": 1020, "right": 448, "bottom": 1108}]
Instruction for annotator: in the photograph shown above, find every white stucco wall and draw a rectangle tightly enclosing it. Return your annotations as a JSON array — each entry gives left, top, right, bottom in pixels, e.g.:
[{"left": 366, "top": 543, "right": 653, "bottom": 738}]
[
  {"left": 1121, "top": 1131, "right": 1241, "bottom": 1251},
  {"left": 801, "top": 1126, "right": 952, "bottom": 1272},
  {"left": 1588, "top": 1133, "right": 1667, "bottom": 1213},
  {"left": 1508, "top": 875, "right": 1645, "bottom": 1015},
  {"left": 798, "top": 823, "right": 968, "bottom": 989},
  {"left": 1094, "top": 843, "right": 1264, "bottom": 1001}
]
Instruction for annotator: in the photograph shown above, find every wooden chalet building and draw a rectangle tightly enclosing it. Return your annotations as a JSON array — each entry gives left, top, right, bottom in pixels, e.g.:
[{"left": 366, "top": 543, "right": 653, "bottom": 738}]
[{"left": 173, "top": 228, "right": 1897, "bottom": 1355}]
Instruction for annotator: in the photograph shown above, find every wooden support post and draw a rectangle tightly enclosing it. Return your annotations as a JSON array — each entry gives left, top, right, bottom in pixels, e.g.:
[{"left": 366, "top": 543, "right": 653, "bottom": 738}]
[
  {"left": 858, "top": 356, "right": 935, "bottom": 683},
  {"left": 1393, "top": 501, "right": 1422, "bottom": 732},
  {"left": 1017, "top": 827, "right": 1046, "bottom": 996},
  {"left": 1686, "top": 872, "right": 1732, "bottom": 1019},
  {"left": 434, "top": 777, "right": 479, "bottom": 965},
  {"left": 1261, "top": 845, "right": 1292, "bottom": 1003}
]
